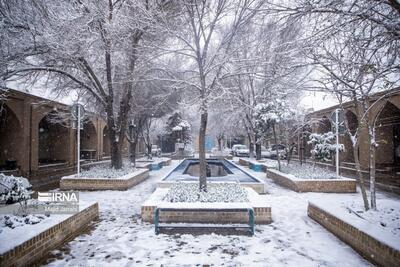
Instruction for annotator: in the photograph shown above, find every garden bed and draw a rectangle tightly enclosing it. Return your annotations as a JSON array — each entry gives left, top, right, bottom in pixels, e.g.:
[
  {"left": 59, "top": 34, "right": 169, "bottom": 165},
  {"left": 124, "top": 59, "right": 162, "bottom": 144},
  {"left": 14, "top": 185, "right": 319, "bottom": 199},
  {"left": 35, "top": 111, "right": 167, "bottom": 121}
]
[
  {"left": 142, "top": 183, "right": 271, "bottom": 224},
  {"left": 136, "top": 157, "right": 171, "bottom": 170},
  {"left": 210, "top": 150, "right": 233, "bottom": 160},
  {"left": 158, "top": 159, "right": 267, "bottom": 194},
  {"left": 60, "top": 166, "right": 149, "bottom": 190},
  {"left": 238, "top": 158, "right": 277, "bottom": 172},
  {"left": 0, "top": 202, "right": 98, "bottom": 267},
  {"left": 266, "top": 163, "right": 356, "bottom": 193},
  {"left": 308, "top": 200, "right": 400, "bottom": 266}
]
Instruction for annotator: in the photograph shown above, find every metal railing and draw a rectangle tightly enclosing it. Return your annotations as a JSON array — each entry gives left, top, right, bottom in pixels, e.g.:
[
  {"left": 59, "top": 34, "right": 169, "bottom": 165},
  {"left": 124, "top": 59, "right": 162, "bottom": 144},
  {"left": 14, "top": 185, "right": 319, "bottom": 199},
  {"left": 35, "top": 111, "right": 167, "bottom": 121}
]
[{"left": 154, "top": 207, "right": 255, "bottom": 236}]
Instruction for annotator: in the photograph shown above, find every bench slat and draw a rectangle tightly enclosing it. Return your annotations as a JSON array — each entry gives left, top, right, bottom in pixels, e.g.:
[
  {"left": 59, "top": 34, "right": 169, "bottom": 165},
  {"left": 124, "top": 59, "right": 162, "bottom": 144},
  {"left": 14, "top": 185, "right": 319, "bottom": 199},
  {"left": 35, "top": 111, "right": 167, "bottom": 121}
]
[
  {"left": 156, "top": 208, "right": 251, "bottom": 212},
  {"left": 154, "top": 207, "right": 255, "bottom": 236}
]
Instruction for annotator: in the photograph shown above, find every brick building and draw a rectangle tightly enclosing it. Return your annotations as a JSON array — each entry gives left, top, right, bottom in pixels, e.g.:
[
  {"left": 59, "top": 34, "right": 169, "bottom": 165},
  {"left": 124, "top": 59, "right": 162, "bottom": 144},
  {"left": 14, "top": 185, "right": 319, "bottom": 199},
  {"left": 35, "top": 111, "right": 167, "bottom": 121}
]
[
  {"left": 305, "top": 89, "right": 400, "bottom": 193},
  {"left": 0, "top": 89, "right": 145, "bottom": 189}
]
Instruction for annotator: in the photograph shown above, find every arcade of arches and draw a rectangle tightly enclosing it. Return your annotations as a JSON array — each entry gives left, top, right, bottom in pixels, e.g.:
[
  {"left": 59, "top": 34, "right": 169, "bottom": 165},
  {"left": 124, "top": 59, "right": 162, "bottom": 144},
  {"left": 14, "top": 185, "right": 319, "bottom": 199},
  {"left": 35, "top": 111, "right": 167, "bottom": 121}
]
[
  {"left": 307, "top": 91, "right": 400, "bottom": 192},
  {"left": 0, "top": 90, "right": 140, "bottom": 188}
]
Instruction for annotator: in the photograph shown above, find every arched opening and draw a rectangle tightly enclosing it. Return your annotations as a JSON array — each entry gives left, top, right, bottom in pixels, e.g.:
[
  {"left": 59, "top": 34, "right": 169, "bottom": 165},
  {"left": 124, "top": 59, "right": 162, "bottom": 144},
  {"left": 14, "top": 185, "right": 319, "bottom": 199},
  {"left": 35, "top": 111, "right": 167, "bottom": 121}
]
[
  {"left": 38, "top": 111, "right": 69, "bottom": 165},
  {"left": 375, "top": 102, "right": 400, "bottom": 169},
  {"left": 0, "top": 104, "right": 23, "bottom": 172},
  {"left": 80, "top": 120, "right": 97, "bottom": 160},
  {"left": 318, "top": 116, "right": 332, "bottom": 133},
  {"left": 302, "top": 124, "right": 312, "bottom": 158},
  {"left": 345, "top": 110, "right": 358, "bottom": 135},
  {"left": 341, "top": 110, "right": 359, "bottom": 163},
  {"left": 102, "top": 126, "right": 110, "bottom": 157}
]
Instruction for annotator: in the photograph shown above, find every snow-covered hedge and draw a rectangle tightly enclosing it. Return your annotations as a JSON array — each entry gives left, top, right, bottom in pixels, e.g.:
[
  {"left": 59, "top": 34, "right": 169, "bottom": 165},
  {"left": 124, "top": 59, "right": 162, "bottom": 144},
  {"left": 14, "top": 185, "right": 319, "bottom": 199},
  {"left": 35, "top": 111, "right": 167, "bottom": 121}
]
[
  {"left": 0, "top": 174, "right": 32, "bottom": 204},
  {"left": 0, "top": 214, "right": 47, "bottom": 229},
  {"left": 165, "top": 182, "right": 249, "bottom": 203},
  {"left": 281, "top": 163, "right": 341, "bottom": 180},
  {"left": 73, "top": 165, "right": 137, "bottom": 179}
]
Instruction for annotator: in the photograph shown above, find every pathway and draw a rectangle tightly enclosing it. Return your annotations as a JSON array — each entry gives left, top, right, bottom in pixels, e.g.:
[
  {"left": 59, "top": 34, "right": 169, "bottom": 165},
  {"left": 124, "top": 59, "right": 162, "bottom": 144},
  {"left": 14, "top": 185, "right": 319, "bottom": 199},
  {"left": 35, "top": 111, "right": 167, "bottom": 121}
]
[{"left": 45, "top": 160, "right": 372, "bottom": 267}]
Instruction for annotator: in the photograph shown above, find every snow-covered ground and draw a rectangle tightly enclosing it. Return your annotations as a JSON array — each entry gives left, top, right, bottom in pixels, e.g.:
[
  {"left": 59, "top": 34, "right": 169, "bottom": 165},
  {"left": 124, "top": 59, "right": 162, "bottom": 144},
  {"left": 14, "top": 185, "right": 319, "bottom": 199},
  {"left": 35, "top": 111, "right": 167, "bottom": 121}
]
[
  {"left": 239, "top": 157, "right": 278, "bottom": 168},
  {"left": 65, "top": 164, "right": 138, "bottom": 179},
  {"left": 281, "top": 162, "right": 347, "bottom": 180},
  {"left": 136, "top": 157, "right": 170, "bottom": 163},
  {"left": 0, "top": 201, "right": 94, "bottom": 254},
  {"left": 310, "top": 198, "right": 400, "bottom": 250},
  {"left": 42, "top": 160, "right": 399, "bottom": 266},
  {"left": 165, "top": 182, "right": 249, "bottom": 203}
]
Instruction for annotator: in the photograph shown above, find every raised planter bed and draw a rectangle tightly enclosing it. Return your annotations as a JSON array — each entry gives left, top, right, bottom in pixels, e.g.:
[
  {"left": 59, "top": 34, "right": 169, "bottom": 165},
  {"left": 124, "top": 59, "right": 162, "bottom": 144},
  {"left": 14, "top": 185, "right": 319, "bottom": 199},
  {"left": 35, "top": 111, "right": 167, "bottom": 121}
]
[
  {"left": 0, "top": 202, "right": 99, "bottom": 267},
  {"left": 266, "top": 168, "right": 356, "bottom": 193},
  {"left": 308, "top": 202, "right": 400, "bottom": 267},
  {"left": 238, "top": 158, "right": 276, "bottom": 172},
  {"left": 141, "top": 186, "right": 271, "bottom": 225},
  {"left": 60, "top": 168, "right": 149, "bottom": 190},
  {"left": 158, "top": 159, "right": 267, "bottom": 194},
  {"left": 136, "top": 158, "right": 171, "bottom": 171},
  {"left": 210, "top": 151, "right": 233, "bottom": 160}
]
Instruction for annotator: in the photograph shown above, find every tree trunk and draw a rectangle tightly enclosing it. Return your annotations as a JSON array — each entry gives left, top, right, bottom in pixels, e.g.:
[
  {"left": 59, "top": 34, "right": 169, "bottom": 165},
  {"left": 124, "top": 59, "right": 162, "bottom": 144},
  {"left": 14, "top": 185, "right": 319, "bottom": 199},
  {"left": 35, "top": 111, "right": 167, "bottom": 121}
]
[
  {"left": 353, "top": 142, "right": 370, "bottom": 210},
  {"left": 287, "top": 145, "right": 294, "bottom": 165},
  {"left": 110, "top": 134, "right": 123, "bottom": 169},
  {"left": 147, "top": 144, "right": 152, "bottom": 160},
  {"left": 199, "top": 111, "right": 208, "bottom": 192},
  {"left": 298, "top": 132, "right": 303, "bottom": 165},
  {"left": 273, "top": 123, "right": 281, "bottom": 171},
  {"left": 130, "top": 141, "right": 137, "bottom": 166},
  {"left": 255, "top": 136, "right": 261, "bottom": 160},
  {"left": 370, "top": 136, "right": 377, "bottom": 210},
  {"left": 248, "top": 133, "right": 254, "bottom": 159},
  {"left": 217, "top": 137, "right": 222, "bottom": 151}
]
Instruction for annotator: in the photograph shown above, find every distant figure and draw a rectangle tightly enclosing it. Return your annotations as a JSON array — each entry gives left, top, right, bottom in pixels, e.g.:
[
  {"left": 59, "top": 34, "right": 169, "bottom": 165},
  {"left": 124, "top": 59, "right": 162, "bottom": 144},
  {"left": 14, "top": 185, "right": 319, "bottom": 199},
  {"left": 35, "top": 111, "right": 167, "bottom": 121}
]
[{"left": 206, "top": 164, "right": 211, "bottom": 177}]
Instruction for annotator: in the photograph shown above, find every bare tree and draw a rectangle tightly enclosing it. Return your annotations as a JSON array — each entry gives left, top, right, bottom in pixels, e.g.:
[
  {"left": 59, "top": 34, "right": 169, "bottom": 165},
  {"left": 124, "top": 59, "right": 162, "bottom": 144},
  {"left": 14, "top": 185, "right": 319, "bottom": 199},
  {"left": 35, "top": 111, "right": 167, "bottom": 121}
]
[
  {"left": 1, "top": 0, "right": 177, "bottom": 169},
  {"left": 162, "top": 0, "right": 264, "bottom": 192},
  {"left": 298, "top": 1, "right": 400, "bottom": 210},
  {"left": 225, "top": 15, "right": 307, "bottom": 160}
]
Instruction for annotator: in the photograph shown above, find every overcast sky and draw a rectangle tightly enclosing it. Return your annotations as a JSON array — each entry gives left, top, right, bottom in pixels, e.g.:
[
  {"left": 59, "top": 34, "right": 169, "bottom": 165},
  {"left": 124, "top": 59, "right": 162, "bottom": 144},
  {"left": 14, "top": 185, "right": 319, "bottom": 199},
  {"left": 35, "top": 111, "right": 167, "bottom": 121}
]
[{"left": 300, "top": 91, "right": 339, "bottom": 111}]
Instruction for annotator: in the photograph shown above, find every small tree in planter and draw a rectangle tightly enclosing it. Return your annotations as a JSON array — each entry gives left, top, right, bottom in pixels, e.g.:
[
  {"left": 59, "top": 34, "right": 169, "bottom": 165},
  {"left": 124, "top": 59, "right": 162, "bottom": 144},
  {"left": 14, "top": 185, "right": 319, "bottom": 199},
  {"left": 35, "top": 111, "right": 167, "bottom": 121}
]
[
  {"left": 254, "top": 99, "right": 295, "bottom": 171},
  {"left": 307, "top": 132, "right": 344, "bottom": 167}
]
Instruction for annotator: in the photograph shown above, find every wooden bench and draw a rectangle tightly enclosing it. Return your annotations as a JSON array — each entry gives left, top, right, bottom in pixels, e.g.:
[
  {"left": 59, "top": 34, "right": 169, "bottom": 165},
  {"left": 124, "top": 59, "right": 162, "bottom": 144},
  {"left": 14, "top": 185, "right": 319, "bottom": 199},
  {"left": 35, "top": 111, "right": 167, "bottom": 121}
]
[{"left": 154, "top": 207, "right": 255, "bottom": 236}]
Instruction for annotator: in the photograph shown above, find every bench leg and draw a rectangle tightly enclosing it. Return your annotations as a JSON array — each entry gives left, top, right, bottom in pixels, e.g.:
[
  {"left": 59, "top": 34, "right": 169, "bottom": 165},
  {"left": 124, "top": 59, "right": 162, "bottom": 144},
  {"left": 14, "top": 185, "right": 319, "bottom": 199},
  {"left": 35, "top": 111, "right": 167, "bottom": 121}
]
[{"left": 154, "top": 208, "right": 160, "bottom": 235}]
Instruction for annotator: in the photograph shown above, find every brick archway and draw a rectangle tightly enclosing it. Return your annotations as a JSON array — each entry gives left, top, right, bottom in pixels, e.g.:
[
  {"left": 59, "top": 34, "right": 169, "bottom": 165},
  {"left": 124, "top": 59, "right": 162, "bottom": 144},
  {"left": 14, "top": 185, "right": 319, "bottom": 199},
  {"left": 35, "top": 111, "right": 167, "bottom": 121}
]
[
  {"left": 0, "top": 104, "right": 23, "bottom": 171},
  {"left": 38, "top": 111, "right": 70, "bottom": 165},
  {"left": 317, "top": 116, "right": 332, "bottom": 134},
  {"left": 340, "top": 110, "right": 359, "bottom": 163},
  {"left": 80, "top": 120, "right": 98, "bottom": 160},
  {"left": 375, "top": 101, "right": 400, "bottom": 168}
]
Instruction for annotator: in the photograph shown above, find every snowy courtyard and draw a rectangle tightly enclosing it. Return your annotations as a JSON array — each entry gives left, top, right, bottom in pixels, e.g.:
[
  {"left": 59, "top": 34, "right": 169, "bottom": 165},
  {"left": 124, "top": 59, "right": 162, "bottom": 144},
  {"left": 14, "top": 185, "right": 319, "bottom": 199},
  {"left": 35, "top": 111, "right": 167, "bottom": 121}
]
[
  {"left": 1, "top": 1, "right": 399, "bottom": 266},
  {"left": 39, "top": 160, "right": 388, "bottom": 267}
]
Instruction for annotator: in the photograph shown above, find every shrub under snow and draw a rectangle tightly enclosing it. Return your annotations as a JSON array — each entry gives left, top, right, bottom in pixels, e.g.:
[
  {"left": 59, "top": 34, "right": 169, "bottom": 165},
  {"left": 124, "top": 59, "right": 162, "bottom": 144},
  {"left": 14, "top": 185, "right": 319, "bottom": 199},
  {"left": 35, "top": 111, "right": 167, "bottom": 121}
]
[
  {"left": 0, "top": 214, "right": 47, "bottom": 229},
  {"left": 165, "top": 182, "right": 249, "bottom": 203},
  {"left": 0, "top": 174, "right": 32, "bottom": 204}
]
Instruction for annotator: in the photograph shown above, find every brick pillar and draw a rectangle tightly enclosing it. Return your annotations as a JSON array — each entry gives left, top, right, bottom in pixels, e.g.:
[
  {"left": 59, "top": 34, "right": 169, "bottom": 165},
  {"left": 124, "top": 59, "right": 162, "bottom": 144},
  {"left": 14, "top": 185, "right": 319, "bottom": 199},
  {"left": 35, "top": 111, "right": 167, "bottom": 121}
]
[
  {"left": 30, "top": 107, "right": 39, "bottom": 172},
  {"left": 20, "top": 100, "right": 31, "bottom": 176},
  {"left": 68, "top": 127, "right": 76, "bottom": 166},
  {"left": 358, "top": 125, "right": 370, "bottom": 169}
]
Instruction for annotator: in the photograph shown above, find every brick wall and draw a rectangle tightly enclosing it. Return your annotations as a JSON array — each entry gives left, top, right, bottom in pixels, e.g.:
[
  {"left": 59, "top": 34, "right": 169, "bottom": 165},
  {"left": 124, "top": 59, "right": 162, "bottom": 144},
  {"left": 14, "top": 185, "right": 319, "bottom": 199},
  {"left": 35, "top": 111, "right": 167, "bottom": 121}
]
[
  {"left": 60, "top": 169, "right": 149, "bottom": 190},
  {"left": 238, "top": 158, "right": 250, "bottom": 166},
  {"left": 266, "top": 169, "right": 356, "bottom": 193},
  {"left": 308, "top": 203, "right": 400, "bottom": 267},
  {"left": 141, "top": 206, "right": 271, "bottom": 224},
  {"left": 163, "top": 159, "right": 171, "bottom": 166},
  {"left": 0, "top": 203, "right": 99, "bottom": 267}
]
